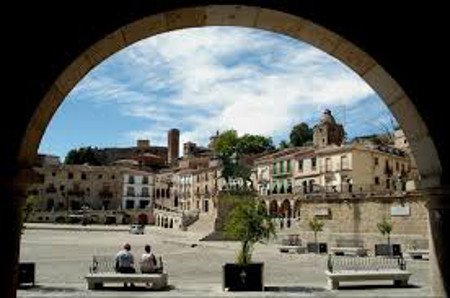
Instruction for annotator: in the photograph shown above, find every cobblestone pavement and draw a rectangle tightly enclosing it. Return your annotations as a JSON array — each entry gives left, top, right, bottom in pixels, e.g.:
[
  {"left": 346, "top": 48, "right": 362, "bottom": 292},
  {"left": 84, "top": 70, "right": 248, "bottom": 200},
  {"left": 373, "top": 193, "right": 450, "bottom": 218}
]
[{"left": 18, "top": 226, "right": 432, "bottom": 297}]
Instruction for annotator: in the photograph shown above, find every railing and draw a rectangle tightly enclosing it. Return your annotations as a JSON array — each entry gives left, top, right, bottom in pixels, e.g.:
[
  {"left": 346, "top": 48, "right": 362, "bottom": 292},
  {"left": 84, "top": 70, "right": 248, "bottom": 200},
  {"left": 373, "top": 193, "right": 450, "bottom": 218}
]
[{"left": 327, "top": 255, "right": 407, "bottom": 273}]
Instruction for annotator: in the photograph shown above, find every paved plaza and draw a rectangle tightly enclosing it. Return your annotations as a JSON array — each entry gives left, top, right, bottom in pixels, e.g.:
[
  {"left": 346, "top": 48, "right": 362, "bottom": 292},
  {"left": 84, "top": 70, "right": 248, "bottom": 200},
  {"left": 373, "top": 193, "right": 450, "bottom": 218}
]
[{"left": 18, "top": 225, "right": 432, "bottom": 297}]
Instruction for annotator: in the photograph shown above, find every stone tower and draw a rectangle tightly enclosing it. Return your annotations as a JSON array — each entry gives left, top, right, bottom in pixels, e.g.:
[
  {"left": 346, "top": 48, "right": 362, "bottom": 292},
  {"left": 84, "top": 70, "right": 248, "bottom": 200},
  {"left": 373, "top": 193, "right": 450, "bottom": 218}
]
[
  {"left": 167, "top": 128, "right": 180, "bottom": 165},
  {"left": 313, "top": 109, "right": 345, "bottom": 148}
]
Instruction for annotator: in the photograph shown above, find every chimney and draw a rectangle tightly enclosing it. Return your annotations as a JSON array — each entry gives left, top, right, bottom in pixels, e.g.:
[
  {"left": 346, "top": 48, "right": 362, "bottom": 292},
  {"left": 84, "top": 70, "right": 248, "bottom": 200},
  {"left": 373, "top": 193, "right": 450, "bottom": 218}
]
[{"left": 167, "top": 129, "right": 180, "bottom": 165}]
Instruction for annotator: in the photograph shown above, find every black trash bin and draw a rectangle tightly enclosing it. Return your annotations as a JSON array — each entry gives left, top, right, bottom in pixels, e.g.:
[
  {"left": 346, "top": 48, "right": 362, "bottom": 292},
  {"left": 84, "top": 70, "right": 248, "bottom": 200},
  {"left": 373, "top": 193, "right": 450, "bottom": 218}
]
[{"left": 18, "top": 262, "right": 35, "bottom": 287}]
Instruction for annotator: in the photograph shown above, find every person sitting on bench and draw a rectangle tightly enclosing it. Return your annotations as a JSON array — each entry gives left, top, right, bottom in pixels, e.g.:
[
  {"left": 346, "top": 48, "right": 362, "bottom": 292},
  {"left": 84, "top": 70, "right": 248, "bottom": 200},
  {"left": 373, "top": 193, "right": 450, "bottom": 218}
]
[
  {"left": 140, "top": 244, "right": 158, "bottom": 274},
  {"left": 115, "top": 242, "right": 135, "bottom": 287}
]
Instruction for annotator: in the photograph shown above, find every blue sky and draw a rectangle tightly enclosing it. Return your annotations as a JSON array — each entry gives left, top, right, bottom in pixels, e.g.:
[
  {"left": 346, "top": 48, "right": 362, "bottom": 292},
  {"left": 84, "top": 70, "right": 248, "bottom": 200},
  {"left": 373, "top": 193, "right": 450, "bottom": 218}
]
[{"left": 39, "top": 26, "right": 396, "bottom": 159}]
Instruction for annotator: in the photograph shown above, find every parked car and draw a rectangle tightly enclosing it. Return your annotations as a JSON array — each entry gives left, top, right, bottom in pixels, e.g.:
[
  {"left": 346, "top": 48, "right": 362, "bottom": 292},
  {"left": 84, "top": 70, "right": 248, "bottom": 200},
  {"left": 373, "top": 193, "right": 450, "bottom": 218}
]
[{"left": 129, "top": 224, "right": 145, "bottom": 235}]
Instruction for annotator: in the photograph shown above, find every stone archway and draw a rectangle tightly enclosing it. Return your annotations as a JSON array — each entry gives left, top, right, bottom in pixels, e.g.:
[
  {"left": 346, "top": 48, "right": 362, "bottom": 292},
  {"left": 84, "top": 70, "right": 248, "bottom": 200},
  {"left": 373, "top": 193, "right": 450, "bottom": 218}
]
[
  {"left": 293, "top": 200, "right": 301, "bottom": 219},
  {"left": 280, "top": 199, "right": 292, "bottom": 218},
  {"left": 138, "top": 213, "right": 148, "bottom": 225},
  {"left": 5, "top": 4, "right": 448, "bottom": 297},
  {"left": 269, "top": 200, "right": 278, "bottom": 216}
]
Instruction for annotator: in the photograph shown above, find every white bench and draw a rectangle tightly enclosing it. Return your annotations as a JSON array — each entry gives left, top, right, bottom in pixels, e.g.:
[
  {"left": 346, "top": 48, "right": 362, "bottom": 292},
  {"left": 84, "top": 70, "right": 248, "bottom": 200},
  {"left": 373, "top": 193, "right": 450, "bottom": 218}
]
[
  {"left": 405, "top": 249, "right": 429, "bottom": 260},
  {"left": 85, "top": 255, "right": 168, "bottom": 290},
  {"left": 86, "top": 273, "right": 168, "bottom": 290},
  {"left": 325, "top": 256, "right": 411, "bottom": 290}
]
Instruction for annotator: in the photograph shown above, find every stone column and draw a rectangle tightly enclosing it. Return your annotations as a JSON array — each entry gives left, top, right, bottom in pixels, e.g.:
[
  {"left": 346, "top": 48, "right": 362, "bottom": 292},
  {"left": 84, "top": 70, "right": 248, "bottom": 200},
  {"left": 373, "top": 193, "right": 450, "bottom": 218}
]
[
  {"left": 425, "top": 187, "right": 449, "bottom": 297},
  {"left": 2, "top": 168, "right": 40, "bottom": 298}
]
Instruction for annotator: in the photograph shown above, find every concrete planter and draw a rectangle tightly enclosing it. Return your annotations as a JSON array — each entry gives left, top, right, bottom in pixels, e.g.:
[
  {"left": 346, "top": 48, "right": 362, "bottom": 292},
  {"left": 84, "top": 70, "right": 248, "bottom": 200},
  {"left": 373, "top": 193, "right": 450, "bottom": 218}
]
[
  {"left": 374, "top": 244, "right": 402, "bottom": 257},
  {"left": 18, "top": 262, "right": 35, "bottom": 287},
  {"left": 222, "top": 263, "right": 264, "bottom": 291}
]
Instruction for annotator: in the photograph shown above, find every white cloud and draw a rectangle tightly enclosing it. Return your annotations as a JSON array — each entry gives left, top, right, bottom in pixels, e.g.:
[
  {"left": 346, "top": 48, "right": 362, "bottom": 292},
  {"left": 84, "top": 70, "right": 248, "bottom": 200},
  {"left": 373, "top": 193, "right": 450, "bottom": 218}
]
[{"left": 68, "top": 26, "right": 378, "bottom": 148}]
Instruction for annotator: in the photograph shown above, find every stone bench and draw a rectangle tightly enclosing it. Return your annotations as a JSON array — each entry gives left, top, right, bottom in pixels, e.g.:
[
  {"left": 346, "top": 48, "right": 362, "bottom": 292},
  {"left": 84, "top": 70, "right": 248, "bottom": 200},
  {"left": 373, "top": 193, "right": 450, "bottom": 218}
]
[
  {"left": 330, "top": 247, "right": 368, "bottom": 257},
  {"left": 325, "top": 255, "right": 411, "bottom": 290},
  {"left": 405, "top": 249, "right": 429, "bottom": 260},
  {"left": 85, "top": 255, "right": 168, "bottom": 290}
]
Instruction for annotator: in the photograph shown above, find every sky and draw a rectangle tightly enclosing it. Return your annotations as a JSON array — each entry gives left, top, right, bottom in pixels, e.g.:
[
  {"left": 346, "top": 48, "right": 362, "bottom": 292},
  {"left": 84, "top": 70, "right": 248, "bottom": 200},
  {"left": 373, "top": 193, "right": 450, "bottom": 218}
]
[{"left": 39, "top": 26, "right": 396, "bottom": 159}]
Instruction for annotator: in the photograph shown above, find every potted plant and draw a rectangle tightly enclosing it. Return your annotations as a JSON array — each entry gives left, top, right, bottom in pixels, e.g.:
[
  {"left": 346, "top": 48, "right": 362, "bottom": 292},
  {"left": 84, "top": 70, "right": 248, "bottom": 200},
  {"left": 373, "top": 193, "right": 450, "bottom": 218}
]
[
  {"left": 308, "top": 217, "right": 324, "bottom": 253},
  {"left": 222, "top": 194, "right": 276, "bottom": 291},
  {"left": 375, "top": 217, "right": 400, "bottom": 256}
]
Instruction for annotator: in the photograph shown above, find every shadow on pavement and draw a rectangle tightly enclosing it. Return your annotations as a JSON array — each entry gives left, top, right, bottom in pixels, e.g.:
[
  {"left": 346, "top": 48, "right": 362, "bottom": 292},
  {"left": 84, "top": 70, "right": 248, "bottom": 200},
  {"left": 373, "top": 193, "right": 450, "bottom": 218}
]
[
  {"left": 338, "top": 284, "right": 421, "bottom": 290},
  {"left": 18, "top": 285, "right": 80, "bottom": 292},
  {"left": 94, "top": 285, "right": 175, "bottom": 291},
  {"left": 264, "top": 285, "right": 328, "bottom": 293}
]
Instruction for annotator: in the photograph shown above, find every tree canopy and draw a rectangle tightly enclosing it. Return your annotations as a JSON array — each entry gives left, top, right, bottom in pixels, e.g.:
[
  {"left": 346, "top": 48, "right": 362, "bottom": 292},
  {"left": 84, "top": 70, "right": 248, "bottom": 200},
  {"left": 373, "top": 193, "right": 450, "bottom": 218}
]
[
  {"left": 213, "top": 130, "right": 274, "bottom": 157},
  {"left": 65, "top": 147, "right": 106, "bottom": 165},
  {"left": 289, "top": 122, "right": 313, "bottom": 147}
]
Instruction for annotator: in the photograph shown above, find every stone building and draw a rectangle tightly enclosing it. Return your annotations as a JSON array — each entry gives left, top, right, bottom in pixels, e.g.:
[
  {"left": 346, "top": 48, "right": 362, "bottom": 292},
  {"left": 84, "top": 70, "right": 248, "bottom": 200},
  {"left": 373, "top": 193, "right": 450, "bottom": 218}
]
[
  {"left": 260, "top": 193, "right": 428, "bottom": 252},
  {"left": 28, "top": 164, "right": 124, "bottom": 212},
  {"left": 313, "top": 109, "right": 345, "bottom": 148},
  {"left": 122, "top": 169, "right": 154, "bottom": 210}
]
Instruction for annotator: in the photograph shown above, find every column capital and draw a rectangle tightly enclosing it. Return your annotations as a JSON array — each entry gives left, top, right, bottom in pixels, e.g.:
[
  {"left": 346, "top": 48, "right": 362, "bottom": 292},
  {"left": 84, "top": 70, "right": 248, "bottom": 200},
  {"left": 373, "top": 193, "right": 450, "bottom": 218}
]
[{"left": 421, "top": 185, "right": 450, "bottom": 209}]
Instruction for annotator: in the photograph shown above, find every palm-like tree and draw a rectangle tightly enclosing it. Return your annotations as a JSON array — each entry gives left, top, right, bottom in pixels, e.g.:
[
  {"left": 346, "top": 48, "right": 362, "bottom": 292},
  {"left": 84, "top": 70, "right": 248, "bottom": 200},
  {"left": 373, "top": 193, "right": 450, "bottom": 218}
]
[
  {"left": 377, "top": 217, "right": 393, "bottom": 246},
  {"left": 309, "top": 217, "right": 324, "bottom": 253}
]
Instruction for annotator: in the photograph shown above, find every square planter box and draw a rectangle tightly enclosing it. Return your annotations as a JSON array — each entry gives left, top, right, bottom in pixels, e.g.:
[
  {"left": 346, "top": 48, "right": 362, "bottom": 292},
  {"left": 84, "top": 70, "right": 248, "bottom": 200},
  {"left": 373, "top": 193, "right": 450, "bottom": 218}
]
[
  {"left": 375, "top": 244, "right": 402, "bottom": 257},
  {"left": 307, "top": 242, "right": 328, "bottom": 254},
  {"left": 222, "top": 263, "right": 264, "bottom": 291},
  {"left": 18, "top": 262, "right": 35, "bottom": 287}
]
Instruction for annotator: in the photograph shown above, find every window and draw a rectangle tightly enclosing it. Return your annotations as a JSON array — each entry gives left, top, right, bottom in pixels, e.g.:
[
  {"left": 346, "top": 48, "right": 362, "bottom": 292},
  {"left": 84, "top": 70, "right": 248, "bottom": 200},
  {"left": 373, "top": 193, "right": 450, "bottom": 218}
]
[
  {"left": 126, "top": 187, "right": 135, "bottom": 197},
  {"left": 311, "top": 158, "right": 317, "bottom": 170},
  {"left": 197, "top": 186, "right": 200, "bottom": 195},
  {"left": 111, "top": 175, "right": 115, "bottom": 179},
  {"left": 205, "top": 173, "right": 208, "bottom": 181},
  {"left": 68, "top": 172, "right": 74, "bottom": 179},
  {"left": 287, "top": 160, "right": 291, "bottom": 172},
  {"left": 298, "top": 159, "right": 303, "bottom": 172},
  {"left": 126, "top": 200, "right": 135, "bottom": 209},
  {"left": 98, "top": 174, "right": 103, "bottom": 179},
  {"left": 205, "top": 185, "right": 208, "bottom": 194},
  {"left": 341, "top": 155, "right": 349, "bottom": 170},
  {"left": 374, "top": 157, "right": 379, "bottom": 166},
  {"left": 128, "top": 175, "right": 135, "bottom": 184},
  {"left": 52, "top": 172, "right": 56, "bottom": 177},
  {"left": 60, "top": 185, "right": 65, "bottom": 191},
  {"left": 386, "top": 179, "right": 390, "bottom": 189},
  {"left": 273, "top": 163, "right": 277, "bottom": 174},
  {"left": 156, "top": 189, "right": 160, "bottom": 199},
  {"left": 141, "top": 187, "right": 149, "bottom": 197},
  {"left": 139, "top": 200, "right": 149, "bottom": 209},
  {"left": 375, "top": 177, "right": 380, "bottom": 185},
  {"left": 142, "top": 176, "right": 149, "bottom": 184},
  {"left": 325, "top": 158, "right": 332, "bottom": 172},
  {"left": 280, "top": 161, "right": 284, "bottom": 173},
  {"left": 81, "top": 173, "right": 87, "bottom": 180}
]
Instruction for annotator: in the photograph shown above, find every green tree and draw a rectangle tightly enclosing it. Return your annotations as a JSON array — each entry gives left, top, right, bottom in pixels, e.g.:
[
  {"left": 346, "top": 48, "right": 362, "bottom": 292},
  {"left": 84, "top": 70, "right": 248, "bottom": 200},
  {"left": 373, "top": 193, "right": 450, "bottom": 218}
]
[
  {"left": 289, "top": 122, "right": 313, "bottom": 147},
  {"left": 377, "top": 217, "right": 393, "bottom": 246},
  {"left": 309, "top": 217, "right": 324, "bottom": 253},
  {"left": 236, "top": 134, "right": 274, "bottom": 155},
  {"left": 278, "top": 140, "right": 290, "bottom": 149},
  {"left": 224, "top": 195, "right": 276, "bottom": 265},
  {"left": 65, "top": 146, "right": 106, "bottom": 165},
  {"left": 214, "top": 130, "right": 239, "bottom": 158},
  {"left": 21, "top": 195, "right": 39, "bottom": 232},
  {"left": 214, "top": 130, "right": 273, "bottom": 157}
]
